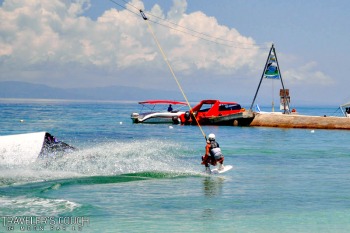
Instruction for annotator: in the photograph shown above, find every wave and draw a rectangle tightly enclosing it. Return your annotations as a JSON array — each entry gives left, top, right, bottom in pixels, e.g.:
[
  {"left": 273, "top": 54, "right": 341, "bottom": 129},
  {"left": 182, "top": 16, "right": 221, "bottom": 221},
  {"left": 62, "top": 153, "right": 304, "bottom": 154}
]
[{"left": 0, "top": 172, "right": 197, "bottom": 199}]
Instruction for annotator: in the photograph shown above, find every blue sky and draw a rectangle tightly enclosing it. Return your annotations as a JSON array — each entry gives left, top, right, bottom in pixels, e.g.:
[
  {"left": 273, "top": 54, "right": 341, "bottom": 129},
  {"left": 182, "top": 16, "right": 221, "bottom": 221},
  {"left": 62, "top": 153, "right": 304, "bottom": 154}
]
[{"left": 1, "top": 0, "right": 349, "bottom": 106}]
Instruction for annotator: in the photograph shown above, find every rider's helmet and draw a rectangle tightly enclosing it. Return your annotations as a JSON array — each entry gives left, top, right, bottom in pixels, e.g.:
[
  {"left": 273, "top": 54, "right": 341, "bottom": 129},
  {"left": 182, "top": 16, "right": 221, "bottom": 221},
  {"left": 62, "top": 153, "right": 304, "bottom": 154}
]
[{"left": 208, "top": 133, "right": 215, "bottom": 141}]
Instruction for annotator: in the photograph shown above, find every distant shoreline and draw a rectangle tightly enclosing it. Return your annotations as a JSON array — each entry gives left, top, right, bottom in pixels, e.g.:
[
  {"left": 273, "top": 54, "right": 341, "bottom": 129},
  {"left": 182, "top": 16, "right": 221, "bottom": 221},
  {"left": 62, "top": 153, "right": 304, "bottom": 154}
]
[
  {"left": 0, "top": 97, "right": 338, "bottom": 108},
  {"left": 0, "top": 98, "right": 138, "bottom": 104}
]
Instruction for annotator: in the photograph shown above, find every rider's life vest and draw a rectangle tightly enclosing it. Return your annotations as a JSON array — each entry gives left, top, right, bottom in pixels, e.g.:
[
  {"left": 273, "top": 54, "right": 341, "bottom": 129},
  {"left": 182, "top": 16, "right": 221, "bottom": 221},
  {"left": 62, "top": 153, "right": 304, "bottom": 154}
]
[{"left": 209, "top": 141, "right": 223, "bottom": 160}]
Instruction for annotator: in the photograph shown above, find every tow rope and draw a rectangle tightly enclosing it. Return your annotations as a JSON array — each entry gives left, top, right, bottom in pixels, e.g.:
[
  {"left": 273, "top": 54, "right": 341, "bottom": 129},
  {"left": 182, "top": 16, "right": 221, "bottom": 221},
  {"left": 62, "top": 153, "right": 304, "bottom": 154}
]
[{"left": 140, "top": 10, "right": 207, "bottom": 141}]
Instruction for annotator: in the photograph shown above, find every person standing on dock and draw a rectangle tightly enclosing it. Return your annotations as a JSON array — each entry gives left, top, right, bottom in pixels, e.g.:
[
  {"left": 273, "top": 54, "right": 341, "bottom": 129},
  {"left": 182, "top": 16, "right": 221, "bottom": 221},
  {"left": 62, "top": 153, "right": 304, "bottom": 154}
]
[{"left": 201, "top": 133, "right": 225, "bottom": 172}]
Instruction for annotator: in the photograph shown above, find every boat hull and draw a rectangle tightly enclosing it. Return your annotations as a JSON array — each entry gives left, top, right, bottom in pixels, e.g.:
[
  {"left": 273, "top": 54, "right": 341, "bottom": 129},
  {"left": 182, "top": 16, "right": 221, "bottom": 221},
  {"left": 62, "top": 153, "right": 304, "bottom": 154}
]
[
  {"left": 184, "top": 112, "right": 254, "bottom": 126},
  {"left": 131, "top": 112, "right": 183, "bottom": 124}
]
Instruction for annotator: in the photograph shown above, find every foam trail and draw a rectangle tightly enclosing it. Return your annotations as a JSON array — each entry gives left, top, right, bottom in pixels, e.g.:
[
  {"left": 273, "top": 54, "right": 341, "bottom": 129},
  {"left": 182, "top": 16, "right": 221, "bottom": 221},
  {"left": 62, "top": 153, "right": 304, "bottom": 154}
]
[{"left": 0, "top": 195, "right": 80, "bottom": 215}]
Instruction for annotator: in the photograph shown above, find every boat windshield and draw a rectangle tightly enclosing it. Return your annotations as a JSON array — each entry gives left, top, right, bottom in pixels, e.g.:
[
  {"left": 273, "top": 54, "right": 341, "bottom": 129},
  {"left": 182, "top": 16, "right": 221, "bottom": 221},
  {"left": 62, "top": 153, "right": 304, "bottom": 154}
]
[
  {"left": 199, "top": 104, "right": 213, "bottom": 112},
  {"left": 219, "top": 104, "right": 241, "bottom": 111}
]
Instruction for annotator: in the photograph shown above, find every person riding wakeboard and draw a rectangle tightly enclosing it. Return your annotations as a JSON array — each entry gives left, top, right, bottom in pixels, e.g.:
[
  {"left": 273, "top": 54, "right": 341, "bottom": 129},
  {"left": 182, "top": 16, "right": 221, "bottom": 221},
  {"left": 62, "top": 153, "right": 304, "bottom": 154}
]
[{"left": 201, "top": 133, "right": 224, "bottom": 172}]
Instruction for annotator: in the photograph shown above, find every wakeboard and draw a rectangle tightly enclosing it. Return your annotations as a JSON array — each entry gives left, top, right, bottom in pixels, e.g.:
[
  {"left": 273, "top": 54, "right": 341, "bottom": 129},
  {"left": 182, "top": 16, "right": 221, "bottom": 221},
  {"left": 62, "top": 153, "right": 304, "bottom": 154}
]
[{"left": 210, "top": 165, "right": 233, "bottom": 174}]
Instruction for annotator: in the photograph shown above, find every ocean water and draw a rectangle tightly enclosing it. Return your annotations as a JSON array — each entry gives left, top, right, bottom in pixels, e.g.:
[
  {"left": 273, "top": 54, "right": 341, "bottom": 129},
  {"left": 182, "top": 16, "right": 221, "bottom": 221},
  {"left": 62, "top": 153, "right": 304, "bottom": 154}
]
[{"left": 0, "top": 99, "right": 350, "bottom": 233}]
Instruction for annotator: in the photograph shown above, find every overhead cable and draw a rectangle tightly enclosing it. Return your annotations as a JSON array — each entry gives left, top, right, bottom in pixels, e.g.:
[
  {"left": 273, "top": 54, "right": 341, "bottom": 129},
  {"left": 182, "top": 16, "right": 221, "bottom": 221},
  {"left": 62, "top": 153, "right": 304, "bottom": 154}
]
[{"left": 109, "top": 0, "right": 270, "bottom": 50}]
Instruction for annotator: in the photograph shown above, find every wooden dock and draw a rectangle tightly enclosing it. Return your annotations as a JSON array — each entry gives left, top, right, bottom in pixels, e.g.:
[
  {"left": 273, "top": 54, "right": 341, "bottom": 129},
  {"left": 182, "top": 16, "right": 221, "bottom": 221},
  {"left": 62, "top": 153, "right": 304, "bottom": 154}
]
[{"left": 249, "top": 112, "right": 350, "bottom": 130}]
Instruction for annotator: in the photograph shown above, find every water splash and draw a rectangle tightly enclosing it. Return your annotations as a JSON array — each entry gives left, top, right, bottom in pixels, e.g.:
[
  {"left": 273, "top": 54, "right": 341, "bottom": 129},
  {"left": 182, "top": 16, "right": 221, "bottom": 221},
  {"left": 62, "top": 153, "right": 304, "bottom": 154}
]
[
  {"left": 40, "top": 139, "right": 196, "bottom": 175},
  {"left": 0, "top": 139, "right": 199, "bottom": 186}
]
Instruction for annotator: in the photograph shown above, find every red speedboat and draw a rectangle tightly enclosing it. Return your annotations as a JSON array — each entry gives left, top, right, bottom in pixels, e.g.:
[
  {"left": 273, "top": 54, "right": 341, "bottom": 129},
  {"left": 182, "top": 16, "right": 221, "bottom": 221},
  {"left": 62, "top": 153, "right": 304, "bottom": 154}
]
[{"left": 177, "top": 99, "right": 253, "bottom": 126}]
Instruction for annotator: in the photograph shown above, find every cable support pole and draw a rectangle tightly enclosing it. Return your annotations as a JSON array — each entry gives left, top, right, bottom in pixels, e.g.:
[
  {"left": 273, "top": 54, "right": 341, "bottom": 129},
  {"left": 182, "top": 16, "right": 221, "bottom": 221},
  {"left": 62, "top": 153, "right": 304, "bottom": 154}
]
[
  {"left": 139, "top": 10, "right": 207, "bottom": 141},
  {"left": 249, "top": 44, "right": 274, "bottom": 111}
]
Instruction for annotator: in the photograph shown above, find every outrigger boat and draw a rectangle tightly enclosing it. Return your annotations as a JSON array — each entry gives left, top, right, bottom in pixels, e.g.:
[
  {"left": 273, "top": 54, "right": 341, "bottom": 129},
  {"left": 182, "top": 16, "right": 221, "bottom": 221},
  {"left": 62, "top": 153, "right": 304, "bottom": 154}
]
[
  {"left": 131, "top": 100, "right": 187, "bottom": 124},
  {"left": 178, "top": 99, "right": 253, "bottom": 126}
]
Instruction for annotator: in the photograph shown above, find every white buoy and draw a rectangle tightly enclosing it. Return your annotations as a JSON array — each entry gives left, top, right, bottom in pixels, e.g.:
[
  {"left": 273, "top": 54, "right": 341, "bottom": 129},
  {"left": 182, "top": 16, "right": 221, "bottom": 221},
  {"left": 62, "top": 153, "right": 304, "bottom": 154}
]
[
  {"left": 311, "top": 130, "right": 315, "bottom": 133},
  {"left": 169, "top": 126, "right": 173, "bottom": 129},
  {"left": 119, "top": 122, "right": 123, "bottom": 125},
  {"left": 20, "top": 119, "right": 24, "bottom": 123}
]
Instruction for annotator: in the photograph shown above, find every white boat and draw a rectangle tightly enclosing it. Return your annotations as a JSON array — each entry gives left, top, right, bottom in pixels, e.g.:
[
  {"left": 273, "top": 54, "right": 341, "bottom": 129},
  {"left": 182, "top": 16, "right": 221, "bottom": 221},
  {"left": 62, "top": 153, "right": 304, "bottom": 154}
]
[
  {"left": 131, "top": 100, "right": 187, "bottom": 124},
  {"left": 340, "top": 102, "right": 350, "bottom": 117}
]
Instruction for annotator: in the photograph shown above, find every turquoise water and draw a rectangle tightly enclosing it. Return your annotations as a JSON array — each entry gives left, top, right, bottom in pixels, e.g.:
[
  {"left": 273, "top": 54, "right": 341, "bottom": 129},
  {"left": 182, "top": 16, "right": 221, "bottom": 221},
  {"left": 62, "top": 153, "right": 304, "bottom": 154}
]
[{"left": 0, "top": 99, "right": 350, "bottom": 233}]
